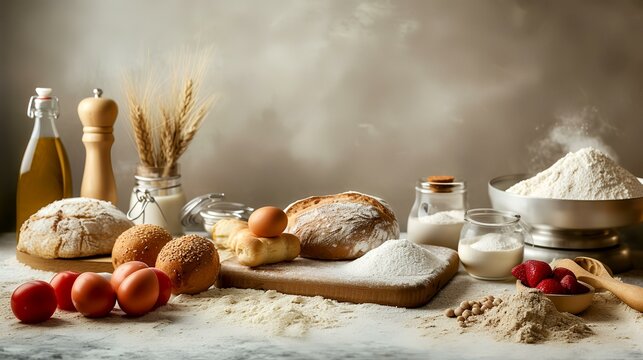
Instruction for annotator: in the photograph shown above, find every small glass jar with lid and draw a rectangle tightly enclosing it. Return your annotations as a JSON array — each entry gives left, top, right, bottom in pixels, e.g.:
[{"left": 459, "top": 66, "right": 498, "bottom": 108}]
[
  {"left": 407, "top": 176, "right": 467, "bottom": 250},
  {"left": 458, "top": 209, "right": 528, "bottom": 280},
  {"left": 181, "top": 193, "right": 253, "bottom": 234}
]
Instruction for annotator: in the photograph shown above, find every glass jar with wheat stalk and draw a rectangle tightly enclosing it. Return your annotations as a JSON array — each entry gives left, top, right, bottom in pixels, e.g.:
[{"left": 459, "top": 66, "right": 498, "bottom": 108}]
[{"left": 124, "top": 50, "right": 216, "bottom": 235}]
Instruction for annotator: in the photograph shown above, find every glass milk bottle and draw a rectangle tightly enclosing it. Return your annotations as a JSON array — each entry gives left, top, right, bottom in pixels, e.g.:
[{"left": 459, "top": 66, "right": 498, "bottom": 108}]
[
  {"left": 128, "top": 164, "right": 186, "bottom": 235},
  {"left": 407, "top": 176, "right": 467, "bottom": 250},
  {"left": 16, "top": 88, "right": 72, "bottom": 234}
]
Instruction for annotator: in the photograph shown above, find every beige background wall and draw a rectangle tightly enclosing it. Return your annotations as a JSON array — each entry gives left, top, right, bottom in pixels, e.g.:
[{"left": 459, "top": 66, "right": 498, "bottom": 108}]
[{"left": 1, "top": 0, "right": 642, "bottom": 232}]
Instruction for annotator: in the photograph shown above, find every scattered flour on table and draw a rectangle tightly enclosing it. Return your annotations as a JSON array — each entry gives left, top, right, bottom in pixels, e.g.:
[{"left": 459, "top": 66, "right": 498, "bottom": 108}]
[
  {"left": 468, "top": 233, "right": 522, "bottom": 251},
  {"left": 468, "top": 290, "right": 593, "bottom": 343},
  {"left": 418, "top": 210, "right": 464, "bottom": 225},
  {"left": 170, "top": 288, "right": 390, "bottom": 337},
  {"left": 342, "top": 239, "right": 448, "bottom": 277},
  {"left": 507, "top": 147, "right": 643, "bottom": 200}
]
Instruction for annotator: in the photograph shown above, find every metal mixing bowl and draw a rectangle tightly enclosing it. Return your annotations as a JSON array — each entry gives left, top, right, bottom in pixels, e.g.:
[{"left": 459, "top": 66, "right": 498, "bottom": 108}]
[
  {"left": 489, "top": 174, "right": 643, "bottom": 272},
  {"left": 489, "top": 174, "right": 643, "bottom": 231}
]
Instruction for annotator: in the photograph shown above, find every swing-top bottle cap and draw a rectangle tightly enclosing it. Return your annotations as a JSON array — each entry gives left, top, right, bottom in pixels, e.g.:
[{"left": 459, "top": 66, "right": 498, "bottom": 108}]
[
  {"left": 35, "top": 87, "right": 52, "bottom": 98},
  {"left": 28, "top": 87, "right": 58, "bottom": 118}
]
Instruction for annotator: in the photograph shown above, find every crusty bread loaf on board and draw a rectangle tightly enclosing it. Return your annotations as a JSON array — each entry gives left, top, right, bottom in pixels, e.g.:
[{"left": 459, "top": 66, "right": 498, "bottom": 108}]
[
  {"left": 18, "top": 197, "right": 133, "bottom": 259},
  {"left": 285, "top": 191, "right": 400, "bottom": 260}
]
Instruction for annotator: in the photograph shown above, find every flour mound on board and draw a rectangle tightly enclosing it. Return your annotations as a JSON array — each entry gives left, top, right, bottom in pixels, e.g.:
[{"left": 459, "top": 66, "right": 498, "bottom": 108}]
[
  {"left": 507, "top": 147, "right": 643, "bottom": 200},
  {"left": 342, "top": 239, "right": 447, "bottom": 277}
]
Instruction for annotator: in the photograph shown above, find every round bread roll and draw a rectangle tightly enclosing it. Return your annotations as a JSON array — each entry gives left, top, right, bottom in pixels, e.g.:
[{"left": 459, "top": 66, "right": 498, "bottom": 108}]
[
  {"left": 155, "top": 234, "right": 220, "bottom": 295},
  {"left": 18, "top": 197, "right": 133, "bottom": 259},
  {"left": 285, "top": 191, "right": 400, "bottom": 260},
  {"left": 112, "top": 224, "right": 173, "bottom": 268}
]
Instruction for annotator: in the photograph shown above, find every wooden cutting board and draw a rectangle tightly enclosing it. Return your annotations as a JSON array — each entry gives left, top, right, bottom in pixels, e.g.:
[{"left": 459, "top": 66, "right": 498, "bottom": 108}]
[
  {"left": 219, "top": 245, "right": 459, "bottom": 308},
  {"left": 16, "top": 250, "right": 114, "bottom": 273}
]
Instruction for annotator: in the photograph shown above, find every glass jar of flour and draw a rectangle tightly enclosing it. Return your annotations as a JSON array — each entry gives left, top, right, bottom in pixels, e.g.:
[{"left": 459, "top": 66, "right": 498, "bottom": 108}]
[
  {"left": 458, "top": 209, "right": 528, "bottom": 280},
  {"left": 128, "top": 165, "right": 186, "bottom": 235},
  {"left": 407, "top": 176, "right": 467, "bottom": 250}
]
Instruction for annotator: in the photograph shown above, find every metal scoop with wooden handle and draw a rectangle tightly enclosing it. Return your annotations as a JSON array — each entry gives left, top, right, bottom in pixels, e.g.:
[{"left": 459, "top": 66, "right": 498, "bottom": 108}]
[{"left": 553, "top": 257, "right": 643, "bottom": 312}]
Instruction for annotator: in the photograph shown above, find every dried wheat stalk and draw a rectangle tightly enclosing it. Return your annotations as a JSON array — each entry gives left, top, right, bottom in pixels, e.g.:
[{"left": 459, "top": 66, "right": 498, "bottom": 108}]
[{"left": 123, "top": 48, "right": 215, "bottom": 176}]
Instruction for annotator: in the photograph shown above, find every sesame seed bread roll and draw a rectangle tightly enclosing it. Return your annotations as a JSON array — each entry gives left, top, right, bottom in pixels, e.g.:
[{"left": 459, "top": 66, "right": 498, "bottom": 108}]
[
  {"left": 112, "top": 224, "right": 173, "bottom": 268},
  {"left": 155, "top": 234, "right": 220, "bottom": 295}
]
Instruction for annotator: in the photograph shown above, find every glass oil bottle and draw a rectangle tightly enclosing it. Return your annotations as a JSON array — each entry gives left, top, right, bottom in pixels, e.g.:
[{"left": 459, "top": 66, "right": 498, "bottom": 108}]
[{"left": 16, "top": 88, "right": 72, "bottom": 236}]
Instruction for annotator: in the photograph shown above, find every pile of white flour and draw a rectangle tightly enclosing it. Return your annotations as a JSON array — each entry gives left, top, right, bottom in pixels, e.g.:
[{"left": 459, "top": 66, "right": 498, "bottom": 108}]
[
  {"left": 342, "top": 239, "right": 447, "bottom": 277},
  {"left": 507, "top": 147, "right": 643, "bottom": 200}
]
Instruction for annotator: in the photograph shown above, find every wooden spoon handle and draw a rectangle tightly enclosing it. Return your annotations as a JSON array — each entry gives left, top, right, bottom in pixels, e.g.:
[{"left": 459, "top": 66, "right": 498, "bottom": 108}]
[{"left": 579, "top": 276, "right": 643, "bottom": 312}]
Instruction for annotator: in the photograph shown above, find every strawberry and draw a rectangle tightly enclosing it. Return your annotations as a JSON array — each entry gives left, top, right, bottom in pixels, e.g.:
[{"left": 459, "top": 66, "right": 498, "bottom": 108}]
[
  {"left": 525, "top": 260, "right": 553, "bottom": 288},
  {"left": 536, "top": 278, "right": 566, "bottom": 295},
  {"left": 560, "top": 275, "right": 589, "bottom": 294},
  {"left": 553, "top": 267, "right": 575, "bottom": 281},
  {"left": 511, "top": 263, "right": 528, "bottom": 285}
]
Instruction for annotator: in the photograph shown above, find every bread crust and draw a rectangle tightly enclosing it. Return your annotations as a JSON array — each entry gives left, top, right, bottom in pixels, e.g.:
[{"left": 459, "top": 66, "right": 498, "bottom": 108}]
[
  {"left": 17, "top": 198, "right": 133, "bottom": 259},
  {"left": 285, "top": 191, "right": 399, "bottom": 260},
  {"left": 111, "top": 224, "right": 173, "bottom": 268}
]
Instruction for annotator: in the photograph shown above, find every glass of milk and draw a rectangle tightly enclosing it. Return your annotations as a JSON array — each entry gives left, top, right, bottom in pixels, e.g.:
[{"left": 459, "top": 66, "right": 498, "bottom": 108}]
[
  {"left": 407, "top": 177, "right": 467, "bottom": 250},
  {"left": 458, "top": 209, "right": 528, "bottom": 280}
]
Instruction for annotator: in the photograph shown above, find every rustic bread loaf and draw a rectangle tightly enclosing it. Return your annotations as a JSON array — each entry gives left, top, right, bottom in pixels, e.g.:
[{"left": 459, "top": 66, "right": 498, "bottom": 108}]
[
  {"left": 18, "top": 198, "right": 133, "bottom": 259},
  {"left": 285, "top": 191, "right": 400, "bottom": 260}
]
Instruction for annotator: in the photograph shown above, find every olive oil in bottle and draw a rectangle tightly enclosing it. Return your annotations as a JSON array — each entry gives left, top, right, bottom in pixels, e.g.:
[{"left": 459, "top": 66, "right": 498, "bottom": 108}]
[{"left": 16, "top": 88, "right": 72, "bottom": 236}]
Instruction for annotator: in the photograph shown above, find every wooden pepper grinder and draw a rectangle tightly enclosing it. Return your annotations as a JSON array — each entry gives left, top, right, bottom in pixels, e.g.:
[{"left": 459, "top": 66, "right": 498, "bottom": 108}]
[{"left": 78, "top": 88, "right": 118, "bottom": 203}]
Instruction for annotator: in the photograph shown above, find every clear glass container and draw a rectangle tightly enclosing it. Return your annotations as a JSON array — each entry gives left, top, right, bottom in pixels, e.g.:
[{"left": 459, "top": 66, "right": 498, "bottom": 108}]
[
  {"left": 180, "top": 193, "right": 253, "bottom": 234},
  {"left": 128, "top": 165, "right": 186, "bottom": 235},
  {"left": 180, "top": 193, "right": 226, "bottom": 232},
  {"left": 407, "top": 177, "right": 467, "bottom": 250},
  {"left": 199, "top": 202, "right": 254, "bottom": 233},
  {"left": 458, "top": 209, "right": 528, "bottom": 280},
  {"left": 17, "top": 88, "right": 72, "bottom": 235}
]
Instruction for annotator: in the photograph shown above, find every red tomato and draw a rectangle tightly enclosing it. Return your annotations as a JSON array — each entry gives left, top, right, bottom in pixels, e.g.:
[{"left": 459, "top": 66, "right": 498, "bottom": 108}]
[
  {"left": 71, "top": 272, "right": 116, "bottom": 318},
  {"left": 50, "top": 271, "right": 80, "bottom": 311},
  {"left": 111, "top": 261, "right": 148, "bottom": 292},
  {"left": 150, "top": 268, "right": 172, "bottom": 307},
  {"left": 11, "top": 280, "right": 57, "bottom": 323}
]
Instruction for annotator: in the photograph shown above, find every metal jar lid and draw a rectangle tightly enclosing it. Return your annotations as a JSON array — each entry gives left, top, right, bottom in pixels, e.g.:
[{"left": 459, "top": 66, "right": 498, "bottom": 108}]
[
  {"left": 180, "top": 193, "right": 226, "bottom": 230},
  {"left": 200, "top": 202, "right": 254, "bottom": 223}
]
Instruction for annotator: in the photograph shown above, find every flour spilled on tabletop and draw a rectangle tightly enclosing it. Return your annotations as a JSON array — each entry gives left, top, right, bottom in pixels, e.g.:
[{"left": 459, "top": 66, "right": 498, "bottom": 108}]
[{"left": 1, "top": 255, "right": 642, "bottom": 347}]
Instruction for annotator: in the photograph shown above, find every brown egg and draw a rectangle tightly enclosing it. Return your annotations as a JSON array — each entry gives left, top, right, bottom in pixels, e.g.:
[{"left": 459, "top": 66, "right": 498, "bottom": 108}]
[
  {"left": 71, "top": 273, "right": 116, "bottom": 318},
  {"left": 111, "top": 261, "right": 148, "bottom": 292},
  {"left": 248, "top": 206, "right": 288, "bottom": 237},
  {"left": 116, "top": 268, "right": 159, "bottom": 316}
]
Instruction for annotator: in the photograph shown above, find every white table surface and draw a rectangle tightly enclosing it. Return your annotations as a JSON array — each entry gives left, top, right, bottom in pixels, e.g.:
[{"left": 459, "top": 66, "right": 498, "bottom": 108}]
[{"left": 1, "top": 232, "right": 642, "bottom": 360}]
